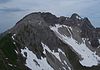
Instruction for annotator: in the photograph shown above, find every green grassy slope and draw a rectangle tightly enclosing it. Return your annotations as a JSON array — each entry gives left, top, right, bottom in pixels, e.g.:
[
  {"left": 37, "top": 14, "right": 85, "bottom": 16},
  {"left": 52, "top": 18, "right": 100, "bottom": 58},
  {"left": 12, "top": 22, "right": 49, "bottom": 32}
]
[{"left": 0, "top": 33, "right": 26, "bottom": 70}]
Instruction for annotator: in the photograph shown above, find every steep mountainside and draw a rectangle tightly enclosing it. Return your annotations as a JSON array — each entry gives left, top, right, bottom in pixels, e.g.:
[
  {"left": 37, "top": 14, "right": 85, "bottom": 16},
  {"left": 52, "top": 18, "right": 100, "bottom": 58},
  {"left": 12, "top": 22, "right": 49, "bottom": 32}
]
[{"left": 0, "top": 12, "right": 100, "bottom": 70}]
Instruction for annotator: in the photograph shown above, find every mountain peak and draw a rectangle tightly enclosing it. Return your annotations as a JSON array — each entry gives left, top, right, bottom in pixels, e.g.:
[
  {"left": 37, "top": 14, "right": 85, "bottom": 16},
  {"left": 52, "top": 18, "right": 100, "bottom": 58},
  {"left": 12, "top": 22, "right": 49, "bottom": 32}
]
[
  {"left": 0, "top": 12, "right": 100, "bottom": 70},
  {"left": 70, "top": 13, "right": 81, "bottom": 20}
]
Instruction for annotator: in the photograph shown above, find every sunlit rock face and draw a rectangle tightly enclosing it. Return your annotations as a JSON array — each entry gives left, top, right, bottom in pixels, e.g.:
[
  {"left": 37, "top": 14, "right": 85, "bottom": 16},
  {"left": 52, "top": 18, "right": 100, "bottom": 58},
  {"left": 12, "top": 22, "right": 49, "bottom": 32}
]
[{"left": 0, "top": 12, "right": 100, "bottom": 70}]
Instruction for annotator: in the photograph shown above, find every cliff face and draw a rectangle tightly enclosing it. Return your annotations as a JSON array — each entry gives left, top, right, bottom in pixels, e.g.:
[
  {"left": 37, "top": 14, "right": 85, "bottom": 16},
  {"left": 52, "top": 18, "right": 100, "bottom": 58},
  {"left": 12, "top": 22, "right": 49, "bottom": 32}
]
[{"left": 0, "top": 12, "right": 100, "bottom": 70}]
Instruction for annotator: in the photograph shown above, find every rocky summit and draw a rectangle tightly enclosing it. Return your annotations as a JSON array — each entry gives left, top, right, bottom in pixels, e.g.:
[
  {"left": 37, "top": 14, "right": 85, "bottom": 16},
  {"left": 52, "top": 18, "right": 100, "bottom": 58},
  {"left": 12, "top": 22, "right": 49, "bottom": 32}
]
[{"left": 0, "top": 12, "right": 100, "bottom": 70}]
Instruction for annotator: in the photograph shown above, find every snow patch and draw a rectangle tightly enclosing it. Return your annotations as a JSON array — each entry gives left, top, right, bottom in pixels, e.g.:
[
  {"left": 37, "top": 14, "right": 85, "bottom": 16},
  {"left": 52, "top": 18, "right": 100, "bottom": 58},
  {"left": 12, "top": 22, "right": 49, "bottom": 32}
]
[
  {"left": 13, "top": 42, "right": 16, "bottom": 44},
  {"left": 38, "top": 21, "right": 42, "bottom": 25},
  {"left": 41, "top": 42, "right": 61, "bottom": 61},
  {"left": 64, "top": 60, "right": 71, "bottom": 70},
  {"left": 15, "top": 50, "right": 18, "bottom": 54},
  {"left": 58, "top": 48, "right": 65, "bottom": 55},
  {"left": 88, "top": 41, "right": 91, "bottom": 45},
  {"left": 5, "top": 58, "right": 8, "bottom": 59},
  {"left": 50, "top": 24, "right": 100, "bottom": 67},
  {"left": 76, "top": 16, "right": 81, "bottom": 20},
  {"left": 41, "top": 42, "right": 66, "bottom": 62},
  {"left": 66, "top": 17, "right": 68, "bottom": 20},
  {"left": 41, "top": 42, "right": 72, "bottom": 70},
  {"left": 8, "top": 63, "right": 13, "bottom": 66},
  {"left": 21, "top": 47, "right": 53, "bottom": 70},
  {"left": 97, "top": 39, "right": 100, "bottom": 48},
  {"left": 12, "top": 34, "right": 16, "bottom": 40}
]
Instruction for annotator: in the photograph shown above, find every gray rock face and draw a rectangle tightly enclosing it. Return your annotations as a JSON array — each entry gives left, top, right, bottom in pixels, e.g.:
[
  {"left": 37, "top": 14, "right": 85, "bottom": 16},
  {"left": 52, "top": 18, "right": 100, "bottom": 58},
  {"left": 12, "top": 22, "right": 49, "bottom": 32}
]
[{"left": 0, "top": 12, "right": 100, "bottom": 70}]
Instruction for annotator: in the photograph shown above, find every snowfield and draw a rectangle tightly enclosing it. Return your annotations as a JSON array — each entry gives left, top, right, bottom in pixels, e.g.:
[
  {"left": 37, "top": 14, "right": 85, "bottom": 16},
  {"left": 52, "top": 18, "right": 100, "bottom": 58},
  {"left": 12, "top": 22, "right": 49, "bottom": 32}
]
[
  {"left": 50, "top": 24, "right": 100, "bottom": 67},
  {"left": 41, "top": 42, "right": 72, "bottom": 70},
  {"left": 41, "top": 42, "right": 65, "bottom": 62},
  {"left": 21, "top": 42, "right": 72, "bottom": 70},
  {"left": 21, "top": 47, "right": 53, "bottom": 70}
]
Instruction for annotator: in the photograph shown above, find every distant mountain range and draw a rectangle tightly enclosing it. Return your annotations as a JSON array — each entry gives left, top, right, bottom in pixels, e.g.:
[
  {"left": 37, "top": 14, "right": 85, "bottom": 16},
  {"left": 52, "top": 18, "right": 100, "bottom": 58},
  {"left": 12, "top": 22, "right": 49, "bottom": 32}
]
[{"left": 0, "top": 12, "right": 100, "bottom": 70}]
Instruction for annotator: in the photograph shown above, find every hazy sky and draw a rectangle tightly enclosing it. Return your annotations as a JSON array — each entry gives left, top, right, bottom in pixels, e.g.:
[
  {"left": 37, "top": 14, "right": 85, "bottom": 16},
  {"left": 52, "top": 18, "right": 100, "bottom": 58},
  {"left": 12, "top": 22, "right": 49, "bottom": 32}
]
[{"left": 0, "top": 0, "right": 100, "bottom": 33}]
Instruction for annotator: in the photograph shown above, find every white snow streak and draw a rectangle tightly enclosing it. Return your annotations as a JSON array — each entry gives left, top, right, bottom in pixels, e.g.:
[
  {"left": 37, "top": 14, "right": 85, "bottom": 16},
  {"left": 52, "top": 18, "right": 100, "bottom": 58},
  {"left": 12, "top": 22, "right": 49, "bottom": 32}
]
[
  {"left": 15, "top": 50, "right": 18, "bottom": 54},
  {"left": 41, "top": 42, "right": 65, "bottom": 62},
  {"left": 41, "top": 42, "right": 72, "bottom": 70},
  {"left": 21, "top": 47, "right": 53, "bottom": 70},
  {"left": 50, "top": 24, "right": 100, "bottom": 67},
  {"left": 12, "top": 34, "right": 16, "bottom": 40},
  {"left": 8, "top": 63, "right": 13, "bottom": 66},
  {"left": 64, "top": 60, "right": 71, "bottom": 70}
]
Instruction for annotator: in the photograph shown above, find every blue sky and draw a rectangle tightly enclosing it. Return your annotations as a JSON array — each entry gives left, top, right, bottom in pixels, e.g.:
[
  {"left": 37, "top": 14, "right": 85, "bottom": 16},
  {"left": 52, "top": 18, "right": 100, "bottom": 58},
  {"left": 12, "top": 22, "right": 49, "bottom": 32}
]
[{"left": 0, "top": 0, "right": 100, "bottom": 33}]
